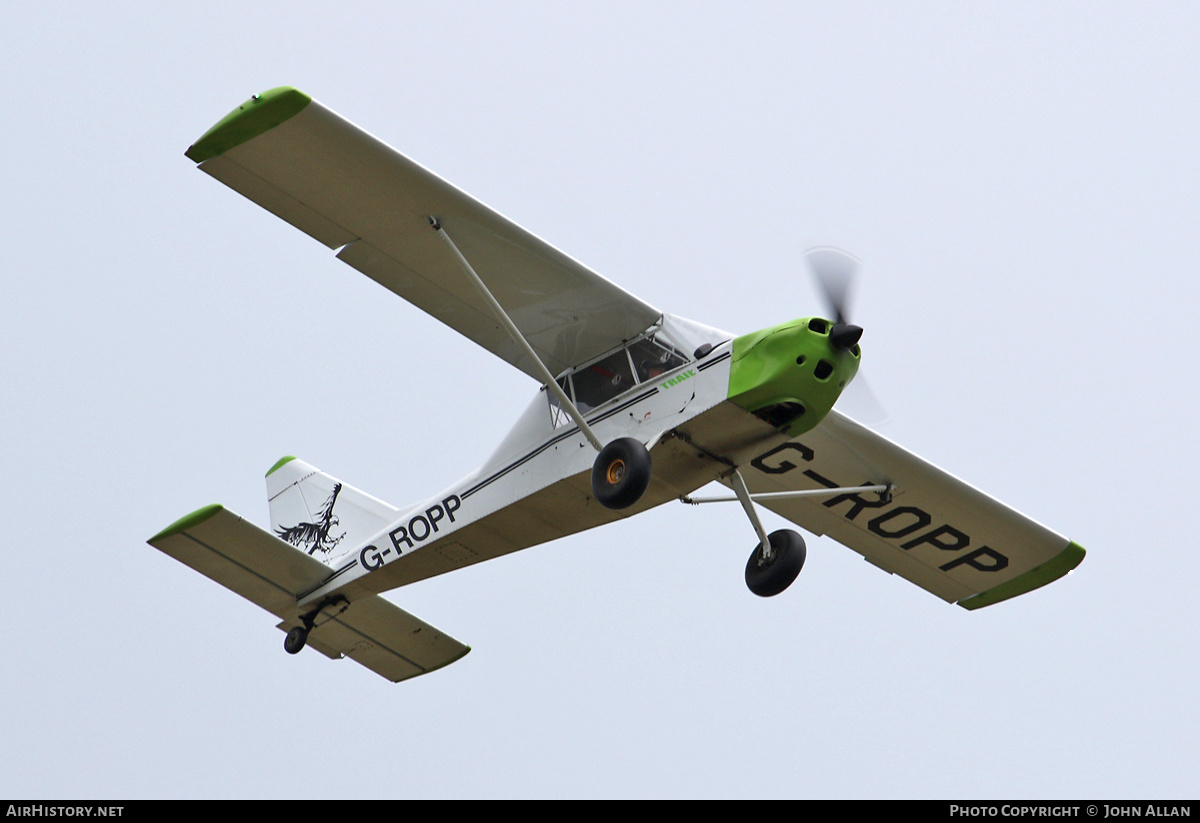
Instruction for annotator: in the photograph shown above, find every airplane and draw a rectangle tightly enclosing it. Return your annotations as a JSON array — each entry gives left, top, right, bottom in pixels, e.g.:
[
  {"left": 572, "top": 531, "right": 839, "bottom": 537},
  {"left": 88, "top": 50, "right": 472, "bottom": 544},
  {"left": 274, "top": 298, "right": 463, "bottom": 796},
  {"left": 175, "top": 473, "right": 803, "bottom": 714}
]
[{"left": 149, "top": 87, "right": 1086, "bottom": 683}]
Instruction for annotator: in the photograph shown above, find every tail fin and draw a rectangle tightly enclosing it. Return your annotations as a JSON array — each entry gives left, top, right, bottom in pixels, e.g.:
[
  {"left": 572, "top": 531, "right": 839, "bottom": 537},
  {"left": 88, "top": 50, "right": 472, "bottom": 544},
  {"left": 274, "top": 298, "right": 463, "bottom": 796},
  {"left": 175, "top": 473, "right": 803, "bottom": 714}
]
[{"left": 265, "top": 456, "right": 397, "bottom": 565}]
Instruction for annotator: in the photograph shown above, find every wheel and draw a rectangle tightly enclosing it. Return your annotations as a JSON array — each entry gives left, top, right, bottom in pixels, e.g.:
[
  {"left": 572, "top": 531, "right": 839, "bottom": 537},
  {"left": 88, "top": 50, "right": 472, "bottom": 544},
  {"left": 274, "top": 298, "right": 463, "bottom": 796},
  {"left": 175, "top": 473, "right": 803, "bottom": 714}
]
[
  {"left": 745, "top": 529, "right": 807, "bottom": 597},
  {"left": 284, "top": 625, "right": 309, "bottom": 655},
  {"left": 591, "top": 437, "right": 653, "bottom": 510}
]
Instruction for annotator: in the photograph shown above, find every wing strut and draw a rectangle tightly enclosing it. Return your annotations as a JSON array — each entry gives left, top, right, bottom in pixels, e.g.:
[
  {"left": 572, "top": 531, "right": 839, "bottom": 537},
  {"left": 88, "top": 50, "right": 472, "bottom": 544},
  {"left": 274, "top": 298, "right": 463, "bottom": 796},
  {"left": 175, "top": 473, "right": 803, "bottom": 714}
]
[
  {"left": 429, "top": 216, "right": 604, "bottom": 452},
  {"left": 681, "top": 484, "right": 893, "bottom": 505}
]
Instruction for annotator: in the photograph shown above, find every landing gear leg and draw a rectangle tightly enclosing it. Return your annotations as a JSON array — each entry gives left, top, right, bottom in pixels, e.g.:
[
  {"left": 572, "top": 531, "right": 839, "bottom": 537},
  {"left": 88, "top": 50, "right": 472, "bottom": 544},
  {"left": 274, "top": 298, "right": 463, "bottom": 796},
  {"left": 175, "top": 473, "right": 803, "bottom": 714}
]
[{"left": 726, "top": 468, "right": 806, "bottom": 597}]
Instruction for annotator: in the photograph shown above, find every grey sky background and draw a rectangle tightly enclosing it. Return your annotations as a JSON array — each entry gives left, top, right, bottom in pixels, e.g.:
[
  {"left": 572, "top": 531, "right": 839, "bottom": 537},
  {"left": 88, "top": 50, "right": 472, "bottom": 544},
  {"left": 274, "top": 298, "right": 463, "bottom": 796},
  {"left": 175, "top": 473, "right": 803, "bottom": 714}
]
[{"left": 3, "top": 1, "right": 1197, "bottom": 798}]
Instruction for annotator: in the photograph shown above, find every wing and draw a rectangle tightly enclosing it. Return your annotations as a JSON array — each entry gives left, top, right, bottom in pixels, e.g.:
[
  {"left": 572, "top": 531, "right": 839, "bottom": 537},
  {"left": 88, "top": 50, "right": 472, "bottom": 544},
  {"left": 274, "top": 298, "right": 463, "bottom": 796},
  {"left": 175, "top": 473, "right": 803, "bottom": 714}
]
[
  {"left": 186, "top": 87, "right": 662, "bottom": 378},
  {"left": 148, "top": 505, "right": 469, "bottom": 682},
  {"left": 730, "top": 410, "right": 1085, "bottom": 609}
]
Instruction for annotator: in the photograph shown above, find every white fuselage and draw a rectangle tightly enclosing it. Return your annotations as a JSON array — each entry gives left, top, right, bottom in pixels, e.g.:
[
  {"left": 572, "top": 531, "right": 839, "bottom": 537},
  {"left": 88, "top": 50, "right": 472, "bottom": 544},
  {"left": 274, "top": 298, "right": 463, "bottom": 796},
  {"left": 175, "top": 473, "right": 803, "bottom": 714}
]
[{"left": 296, "top": 316, "right": 747, "bottom": 607}]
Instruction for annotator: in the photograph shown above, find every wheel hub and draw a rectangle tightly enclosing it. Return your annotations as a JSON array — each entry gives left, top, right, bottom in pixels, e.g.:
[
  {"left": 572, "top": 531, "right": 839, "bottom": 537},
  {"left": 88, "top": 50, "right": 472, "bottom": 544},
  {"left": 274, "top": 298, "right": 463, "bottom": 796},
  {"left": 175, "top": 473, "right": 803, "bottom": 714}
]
[{"left": 606, "top": 459, "right": 626, "bottom": 485}]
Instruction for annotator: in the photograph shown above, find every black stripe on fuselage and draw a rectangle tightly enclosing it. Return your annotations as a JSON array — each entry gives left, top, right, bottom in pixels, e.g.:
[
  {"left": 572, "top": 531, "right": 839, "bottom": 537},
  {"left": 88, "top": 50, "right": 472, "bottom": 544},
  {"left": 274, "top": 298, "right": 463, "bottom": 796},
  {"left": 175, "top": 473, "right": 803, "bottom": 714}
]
[{"left": 696, "top": 350, "right": 731, "bottom": 372}]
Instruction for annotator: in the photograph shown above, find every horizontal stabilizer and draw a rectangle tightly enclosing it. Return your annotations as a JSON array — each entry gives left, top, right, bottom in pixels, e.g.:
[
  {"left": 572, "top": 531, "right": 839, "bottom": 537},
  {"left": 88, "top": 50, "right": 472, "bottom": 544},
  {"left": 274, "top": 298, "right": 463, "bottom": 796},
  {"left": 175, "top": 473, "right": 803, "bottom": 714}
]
[
  {"left": 149, "top": 504, "right": 329, "bottom": 617},
  {"left": 148, "top": 505, "right": 469, "bottom": 682}
]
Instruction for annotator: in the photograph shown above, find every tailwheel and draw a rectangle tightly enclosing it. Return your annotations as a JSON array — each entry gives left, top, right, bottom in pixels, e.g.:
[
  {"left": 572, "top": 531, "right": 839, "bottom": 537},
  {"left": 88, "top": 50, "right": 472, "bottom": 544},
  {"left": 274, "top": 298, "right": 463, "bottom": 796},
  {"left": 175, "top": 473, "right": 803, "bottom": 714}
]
[
  {"left": 283, "top": 595, "right": 348, "bottom": 655},
  {"left": 745, "top": 529, "right": 807, "bottom": 597},
  {"left": 284, "top": 625, "right": 309, "bottom": 655},
  {"left": 591, "top": 437, "right": 652, "bottom": 510}
]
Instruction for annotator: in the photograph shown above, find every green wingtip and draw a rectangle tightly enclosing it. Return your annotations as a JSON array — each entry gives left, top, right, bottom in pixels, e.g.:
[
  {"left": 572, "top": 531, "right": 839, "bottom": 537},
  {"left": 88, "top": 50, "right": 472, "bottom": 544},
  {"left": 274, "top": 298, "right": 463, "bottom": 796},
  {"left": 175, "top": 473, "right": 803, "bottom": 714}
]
[
  {"left": 185, "top": 86, "right": 312, "bottom": 163},
  {"left": 265, "top": 455, "right": 298, "bottom": 477},
  {"left": 958, "top": 541, "right": 1087, "bottom": 610},
  {"left": 149, "top": 503, "right": 225, "bottom": 543}
]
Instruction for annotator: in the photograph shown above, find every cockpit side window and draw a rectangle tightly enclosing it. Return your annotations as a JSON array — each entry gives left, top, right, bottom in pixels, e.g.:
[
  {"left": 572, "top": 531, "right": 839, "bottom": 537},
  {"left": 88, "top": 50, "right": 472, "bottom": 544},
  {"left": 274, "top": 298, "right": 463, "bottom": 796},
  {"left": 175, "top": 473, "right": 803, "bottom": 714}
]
[
  {"left": 547, "top": 330, "right": 693, "bottom": 426},
  {"left": 572, "top": 349, "right": 635, "bottom": 410},
  {"left": 548, "top": 376, "right": 574, "bottom": 429},
  {"left": 628, "top": 338, "right": 688, "bottom": 382}
]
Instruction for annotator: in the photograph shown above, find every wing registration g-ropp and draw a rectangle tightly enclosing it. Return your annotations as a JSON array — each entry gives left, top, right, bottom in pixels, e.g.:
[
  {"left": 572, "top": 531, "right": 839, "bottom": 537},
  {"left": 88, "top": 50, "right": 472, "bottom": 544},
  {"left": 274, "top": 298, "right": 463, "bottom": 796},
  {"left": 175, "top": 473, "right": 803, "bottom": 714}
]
[{"left": 149, "top": 87, "right": 1085, "bottom": 683}]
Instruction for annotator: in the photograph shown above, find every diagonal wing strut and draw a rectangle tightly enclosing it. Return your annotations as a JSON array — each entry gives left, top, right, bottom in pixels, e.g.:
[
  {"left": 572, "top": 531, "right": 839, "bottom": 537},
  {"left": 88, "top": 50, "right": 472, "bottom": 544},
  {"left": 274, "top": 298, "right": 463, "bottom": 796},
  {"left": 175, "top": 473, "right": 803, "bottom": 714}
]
[
  {"left": 430, "top": 215, "right": 604, "bottom": 452},
  {"left": 681, "top": 483, "right": 894, "bottom": 505}
]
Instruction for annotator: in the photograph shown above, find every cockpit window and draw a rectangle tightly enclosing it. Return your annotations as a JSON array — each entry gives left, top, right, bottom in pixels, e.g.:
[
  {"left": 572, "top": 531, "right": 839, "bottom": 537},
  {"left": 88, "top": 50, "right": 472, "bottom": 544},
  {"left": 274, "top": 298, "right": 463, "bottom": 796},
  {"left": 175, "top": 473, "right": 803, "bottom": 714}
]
[
  {"left": 547, "top": 329, "right": 693, "bottom": 426},
  {"left": 629, "top": 337, "right": 688, "bottom": 382},
  {"left": 572, "top": 349, "right": 636, "bottom": 410},
  {"left": 548, "top": 376, "right": 574, "bottom": 429}
]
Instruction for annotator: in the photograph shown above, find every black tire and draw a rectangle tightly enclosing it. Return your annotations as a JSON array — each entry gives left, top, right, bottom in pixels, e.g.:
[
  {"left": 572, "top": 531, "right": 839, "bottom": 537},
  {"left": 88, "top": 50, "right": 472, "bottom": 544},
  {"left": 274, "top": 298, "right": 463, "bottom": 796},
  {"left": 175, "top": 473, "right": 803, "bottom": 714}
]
[
  {"left": 591, "top": 437, "right": 653, "bottom": 510},
  {"left": 284, "top": 626, "right": 309, "bottom": 655},
  {"left": 745, "top": 529, "right": 807, "bottom": 597}
]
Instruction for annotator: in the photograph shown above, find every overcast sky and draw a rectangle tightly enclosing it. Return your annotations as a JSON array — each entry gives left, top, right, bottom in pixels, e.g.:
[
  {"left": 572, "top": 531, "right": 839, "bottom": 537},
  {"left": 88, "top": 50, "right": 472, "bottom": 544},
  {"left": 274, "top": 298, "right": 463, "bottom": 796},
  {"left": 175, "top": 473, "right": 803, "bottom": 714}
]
[{"left": 3, "top": 1, "right": 1198, "bottom": 799}]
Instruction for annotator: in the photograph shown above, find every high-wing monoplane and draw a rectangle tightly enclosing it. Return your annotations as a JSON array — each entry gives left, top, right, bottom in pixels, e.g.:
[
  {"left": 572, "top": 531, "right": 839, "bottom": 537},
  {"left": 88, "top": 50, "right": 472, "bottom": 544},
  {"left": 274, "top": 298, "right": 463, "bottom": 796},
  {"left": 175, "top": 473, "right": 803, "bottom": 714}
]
[{"left": 149, "top": 88, "right": 1085, "bottom": 683}]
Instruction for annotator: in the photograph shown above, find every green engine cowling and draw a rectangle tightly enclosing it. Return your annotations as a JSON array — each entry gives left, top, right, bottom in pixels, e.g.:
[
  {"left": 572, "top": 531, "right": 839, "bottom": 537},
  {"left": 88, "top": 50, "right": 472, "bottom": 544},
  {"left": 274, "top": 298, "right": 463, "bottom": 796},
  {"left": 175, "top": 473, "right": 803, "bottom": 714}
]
[{"left": 727, "top": 317, "right": 861, "bottom": 436}]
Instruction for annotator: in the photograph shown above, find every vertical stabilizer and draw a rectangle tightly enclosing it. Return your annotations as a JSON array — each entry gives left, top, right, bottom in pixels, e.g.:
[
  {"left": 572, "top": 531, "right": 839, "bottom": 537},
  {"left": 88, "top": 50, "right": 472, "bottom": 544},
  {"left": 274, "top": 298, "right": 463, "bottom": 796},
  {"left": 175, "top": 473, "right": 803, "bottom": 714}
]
[{"left": 265, "top": 457, "right": 397, "bottom": 566}]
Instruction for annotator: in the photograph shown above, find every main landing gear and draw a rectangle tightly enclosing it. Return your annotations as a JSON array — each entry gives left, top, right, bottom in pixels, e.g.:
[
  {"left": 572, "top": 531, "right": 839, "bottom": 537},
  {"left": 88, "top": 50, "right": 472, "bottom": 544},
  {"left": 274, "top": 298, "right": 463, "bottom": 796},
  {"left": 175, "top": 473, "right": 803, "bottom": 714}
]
[
  {"left": 681, "top": 469, "right": 893, "bottom": 598},
  {"left": 745, "top": 529, "right": 806, "bottom": 597},
  {"left": 591, "top": 437, "right": 653, "bottom": 510}
]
